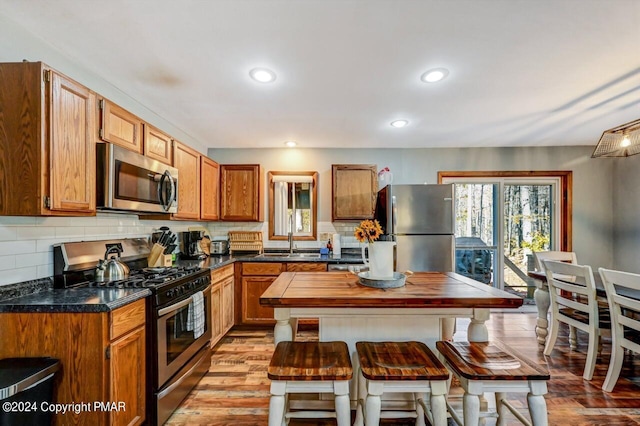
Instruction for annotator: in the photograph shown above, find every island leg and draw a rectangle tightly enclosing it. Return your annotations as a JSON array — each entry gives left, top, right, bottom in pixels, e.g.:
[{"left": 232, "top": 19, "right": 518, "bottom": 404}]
[
  {"left": 467, "top": 309, "right": 490, "bottom": 342},
  {"left": 533, "top": 281, "right": 550, "bottom": 346},
  {"left": 273, "top": 308, "right": 293, "bottom": 344}
]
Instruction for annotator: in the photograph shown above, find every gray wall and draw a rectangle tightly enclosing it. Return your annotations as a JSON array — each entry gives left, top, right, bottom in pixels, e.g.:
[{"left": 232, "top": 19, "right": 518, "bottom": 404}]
[
  {"left": 613, "top": 154, "right": 640, "bottom": 273},
  {"left": 210, "top": 146, "right": 616, "bottom": 270}
]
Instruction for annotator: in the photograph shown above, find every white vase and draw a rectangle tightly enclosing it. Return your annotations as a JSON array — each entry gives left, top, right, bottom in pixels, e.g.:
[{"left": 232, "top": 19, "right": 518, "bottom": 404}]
[{"left": 362, "top": 241, "right": 396, "bottom": 279}]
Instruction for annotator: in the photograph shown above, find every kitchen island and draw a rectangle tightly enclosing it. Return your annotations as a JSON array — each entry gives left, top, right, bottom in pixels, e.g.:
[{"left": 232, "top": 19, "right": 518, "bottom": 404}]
[
  {"left": 261, "top": 271, "right": 523, "bottom": 345},
  {"left": 261, "top": 271, "right": 523, "bottom": 401}
]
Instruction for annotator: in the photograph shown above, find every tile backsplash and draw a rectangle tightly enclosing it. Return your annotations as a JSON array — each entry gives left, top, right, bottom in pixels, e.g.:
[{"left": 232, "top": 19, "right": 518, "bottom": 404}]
[{"left": 0, "top": 213, "right": 361, "bottom": 286}]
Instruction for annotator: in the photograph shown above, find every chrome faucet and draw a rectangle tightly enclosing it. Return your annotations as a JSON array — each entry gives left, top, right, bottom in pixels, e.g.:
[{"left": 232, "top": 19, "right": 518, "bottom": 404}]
[{"left": 288, "top": 213, "right": 294, "bottom": 254}]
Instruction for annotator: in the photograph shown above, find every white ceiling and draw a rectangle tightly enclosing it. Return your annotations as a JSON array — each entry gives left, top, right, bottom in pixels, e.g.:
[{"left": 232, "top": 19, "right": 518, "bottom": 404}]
[{"left": 1, "top": 0, "right": 639, "bottom": 149}]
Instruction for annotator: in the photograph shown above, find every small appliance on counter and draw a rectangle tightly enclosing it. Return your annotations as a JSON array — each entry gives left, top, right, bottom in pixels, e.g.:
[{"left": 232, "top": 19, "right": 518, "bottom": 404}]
[
  {"left": 180, "top": 231, "right": 207, "bottom": 260},
  {"left": 210, "top": 237, "right": 229, "bottom": 255}
]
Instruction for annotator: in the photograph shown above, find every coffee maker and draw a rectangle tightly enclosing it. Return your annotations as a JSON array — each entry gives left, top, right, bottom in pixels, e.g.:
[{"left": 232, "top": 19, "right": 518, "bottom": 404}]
[{"left": 180, "top": 231, "right": 207, "bottom": 260}]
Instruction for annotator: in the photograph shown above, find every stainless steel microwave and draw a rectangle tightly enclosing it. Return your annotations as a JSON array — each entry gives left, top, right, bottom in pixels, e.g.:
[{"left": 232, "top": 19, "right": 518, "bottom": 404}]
[{"left": 96, "top": 143, "right": 178, "bottom": 214}]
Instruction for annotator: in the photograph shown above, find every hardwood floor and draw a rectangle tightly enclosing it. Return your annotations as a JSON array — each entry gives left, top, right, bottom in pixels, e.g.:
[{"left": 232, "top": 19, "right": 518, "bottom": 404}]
[{"left": 166, "top": 312, "right": 640, "bottom": 425}]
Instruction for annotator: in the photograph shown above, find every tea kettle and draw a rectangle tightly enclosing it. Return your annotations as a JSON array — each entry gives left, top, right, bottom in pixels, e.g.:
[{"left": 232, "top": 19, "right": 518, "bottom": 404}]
[{"left": 96, "top": 246, "right": 130, "bottom": 282}]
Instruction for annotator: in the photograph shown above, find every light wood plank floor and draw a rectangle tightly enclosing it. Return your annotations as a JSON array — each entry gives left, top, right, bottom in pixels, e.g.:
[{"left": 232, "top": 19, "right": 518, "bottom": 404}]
[{"left": 166, "top": 312, "right": 640, "bottom": 425}]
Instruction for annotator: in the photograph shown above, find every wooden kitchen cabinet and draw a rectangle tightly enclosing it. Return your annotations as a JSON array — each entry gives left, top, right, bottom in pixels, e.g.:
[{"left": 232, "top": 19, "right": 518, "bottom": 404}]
[
  {"left": 173, "top": 140, "right": 201, "bottom": 220},
  {"left": 98, "top": 97, "right": 144, "bottom": 154},
  {"left": 220, "top": 164, "right": 263, "bottom": 221},
  {"left": 0, "top": 299, "right": 146, "bottom": 426},
  {"left": 201, "top": 156, "right": 220, "bottom": 220},
  {"left": 144, "top": 124, "right": 173, "bottom": 165},
  {"left": 210, "top": 264, "right": 234, "bottom": 347},
  {"left": 0, "top": 61, "right": 96, "bottom": 216},
  {"left": 237, "top": 262, "right": 326, "bottom": 326},
  {"left": 238, "top": 262, "right": 283, "bottom": 325},
  {"left": 331, "top": 164, "right": 378, "bottom": 221}
]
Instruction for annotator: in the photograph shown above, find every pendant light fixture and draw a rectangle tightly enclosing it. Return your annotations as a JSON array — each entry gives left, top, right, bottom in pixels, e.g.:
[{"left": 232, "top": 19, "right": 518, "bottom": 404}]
[{"left": 591, "top": 118, "right": 640, "bottom": 158}]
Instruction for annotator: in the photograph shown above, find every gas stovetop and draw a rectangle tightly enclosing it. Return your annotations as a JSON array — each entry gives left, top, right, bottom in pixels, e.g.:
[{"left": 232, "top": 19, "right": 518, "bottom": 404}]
[{"left": 89, "top": 265, "right": 203, "bottom": 289}]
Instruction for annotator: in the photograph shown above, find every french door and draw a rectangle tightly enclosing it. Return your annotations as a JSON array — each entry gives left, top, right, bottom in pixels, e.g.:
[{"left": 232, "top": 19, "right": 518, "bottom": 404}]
[{"left": 440, "top": 171, "right": 571, "bottom": 299}]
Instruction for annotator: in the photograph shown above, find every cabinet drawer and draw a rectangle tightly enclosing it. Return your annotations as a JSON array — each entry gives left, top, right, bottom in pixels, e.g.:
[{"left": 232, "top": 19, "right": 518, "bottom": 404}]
[
  {"left": 211, "top": 264, "right": 234, "bottom": 282},
  {"left": 286, "top": 263, "right": 327, "bottom": 272},
  {"left": 242, "top": 262, "right": 283, "bottom": 276},
  {"left": 110, "top": 299, "right": 146, "bottom": 340}
]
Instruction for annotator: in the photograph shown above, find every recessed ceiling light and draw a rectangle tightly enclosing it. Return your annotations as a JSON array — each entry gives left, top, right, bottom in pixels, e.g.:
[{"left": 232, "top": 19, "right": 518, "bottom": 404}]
[
  {"left": 421, "top": 68, "right": 449, "bottom": 83},
  {"left": 284, "top": 141, "right": 297, "bottom": 147},
  {"left": 249, "top": 68, "right": 276, "bottom": 83},
  {"left": 390, "top": 120, "right": 409, "bottom": 128}
]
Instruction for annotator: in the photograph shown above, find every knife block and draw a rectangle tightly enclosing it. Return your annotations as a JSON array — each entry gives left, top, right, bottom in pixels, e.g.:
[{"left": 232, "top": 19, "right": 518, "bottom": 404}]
[{"left": 148, "top": 243, "right": 172, "bottom": 267}]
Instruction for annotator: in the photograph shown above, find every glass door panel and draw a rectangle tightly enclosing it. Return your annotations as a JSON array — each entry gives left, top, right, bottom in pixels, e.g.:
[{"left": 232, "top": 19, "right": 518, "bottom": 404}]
[
  {"left": 503, "top": 184, "right": 553, "bottom": 299},
  {"left": 453, "top": 183, "right": 498, "bottom": 287}
]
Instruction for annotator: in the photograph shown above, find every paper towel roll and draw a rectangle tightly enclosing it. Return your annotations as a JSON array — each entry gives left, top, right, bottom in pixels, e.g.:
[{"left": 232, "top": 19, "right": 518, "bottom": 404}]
[{"left": 332, "top": 233, "right": 341, "bottom": 257}]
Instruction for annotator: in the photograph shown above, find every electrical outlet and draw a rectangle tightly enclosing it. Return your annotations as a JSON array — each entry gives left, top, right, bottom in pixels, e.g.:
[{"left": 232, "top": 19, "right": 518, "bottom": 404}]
[{"left": 319, "top": 232, "right": 330, "bottom": 241}]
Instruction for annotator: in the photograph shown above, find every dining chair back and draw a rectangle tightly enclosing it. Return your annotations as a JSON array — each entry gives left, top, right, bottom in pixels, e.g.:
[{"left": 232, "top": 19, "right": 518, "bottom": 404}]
[
  {"left": 533, "top": 251, "right": 577, "bottom": 272},
  {"left": 543, "top": 260, "right": 609, "bottom": 380},
  {"left": 598, "top": 268, "right": 640, "bottom": 392}
]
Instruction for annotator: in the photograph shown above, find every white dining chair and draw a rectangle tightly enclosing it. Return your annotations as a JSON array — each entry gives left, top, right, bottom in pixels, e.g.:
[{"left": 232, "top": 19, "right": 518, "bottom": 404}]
[
  {"left": 534, "top": 251, "right": 579, "bottom": 347},
  {"left": 533, "top": 251, "right": 577, "bottom": 273},
  {"left": 599, "top": 268, "right": 640, "bottom": 392},
  {"left": 543, "top": 260, "right": 610, "bottom": 380}
]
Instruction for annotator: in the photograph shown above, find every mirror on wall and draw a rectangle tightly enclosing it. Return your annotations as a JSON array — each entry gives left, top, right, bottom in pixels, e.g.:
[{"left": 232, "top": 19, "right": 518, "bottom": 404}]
[{"left": 268, "top": 171, "right": 318, "bottom": 241}]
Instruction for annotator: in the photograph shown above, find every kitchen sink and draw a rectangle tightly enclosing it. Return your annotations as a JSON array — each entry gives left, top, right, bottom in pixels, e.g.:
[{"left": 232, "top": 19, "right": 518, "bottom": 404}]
[{"left": 260, "top": 253, "right": 322, "bottom": 259}]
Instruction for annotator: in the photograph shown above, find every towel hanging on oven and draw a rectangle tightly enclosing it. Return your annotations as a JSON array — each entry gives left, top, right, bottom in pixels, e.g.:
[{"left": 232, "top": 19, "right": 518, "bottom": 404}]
[{"left": 186, "top": 290, "right": 205, "bottom": 339}]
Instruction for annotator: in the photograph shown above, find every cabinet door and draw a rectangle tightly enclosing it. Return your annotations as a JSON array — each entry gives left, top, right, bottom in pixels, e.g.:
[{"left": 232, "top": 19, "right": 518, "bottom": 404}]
[
  {"left": 210, "top": 282, "right": 223, "bottom": 347},
  {"left": 173, "top": 141, "right": 201, "bottom": 220},
  {"left": 286, "top": 262, "right": 328, "bottom": 272},
  {"left": 242, "top": 276, "right": 276, "bottom": 325},
  {"left": 99, "top": 99, "right": 143, "bottom": 153},
  {"left": 48, "top": 71, "right": 96, "bottom": 213},
  {"left": 110, "top": 326, "right": 146, "bottom": 426},
  {"left": 201, "top": 156, "right": 220, "bottom": 220},
  {"left": 332, "top": 164, "right": 378, "bottom": 221},
  {"left": 144, "top": 124, "right": 173, "bottom": 165},
  {"left": 220, "top": 164, "right": 262, "bottom": 221},
  {"left": 222, "top": 275, "right": 234, "bottom": 332}
]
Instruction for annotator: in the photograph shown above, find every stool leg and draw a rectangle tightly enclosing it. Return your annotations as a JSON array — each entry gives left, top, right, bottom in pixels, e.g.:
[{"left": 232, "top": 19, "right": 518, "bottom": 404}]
[
  {"left": 527, "top": 392, "right": 548, "bottom": 426},
  {"left": 354, "top": 369, "right": 366, "bottom": 426},
  {"left": 430, "top": 381, "right": 448, "bottom": 426},
  {"left": 463, "top": 392, "right": 481, "bottom": 426},
  {"left": 364, "top": 381, "right": 384, "bottom": 426},
  {"left": 268, "top": 381, "right": 286, "bottom": 426},
  {"left": 334, "top": 380, "right": 351, "bottom": 426},
  {"left": 495, "top": 392, "right": 507, "bottom": 426},
  {"left": 415, "top": 392, "right": 427, "bottom": 426}
]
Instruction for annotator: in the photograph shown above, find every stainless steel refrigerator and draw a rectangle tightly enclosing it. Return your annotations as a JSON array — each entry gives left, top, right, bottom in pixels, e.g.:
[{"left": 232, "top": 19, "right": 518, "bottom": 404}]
[{"left": 374, "top": 184, "right": 455, "bottom": 272}]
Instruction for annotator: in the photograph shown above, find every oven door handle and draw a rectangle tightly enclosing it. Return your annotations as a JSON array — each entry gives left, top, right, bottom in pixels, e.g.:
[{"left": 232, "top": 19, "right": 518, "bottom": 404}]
[
  {"left": 157, "top": 283, "right": 212, "bottom": 317},
  {"left": 157, "top": 348, "right": 209, "bottom": 399}
]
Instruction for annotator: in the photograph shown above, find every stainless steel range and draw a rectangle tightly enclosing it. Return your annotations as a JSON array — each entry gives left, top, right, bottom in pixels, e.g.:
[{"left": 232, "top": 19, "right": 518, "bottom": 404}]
[{"left": 53, "top": 238, "right": 212, "bottom": 426}]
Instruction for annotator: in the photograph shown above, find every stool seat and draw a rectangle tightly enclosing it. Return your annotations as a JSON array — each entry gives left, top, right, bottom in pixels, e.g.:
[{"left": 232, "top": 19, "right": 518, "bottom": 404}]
[
  {"left": 437, "top": 340, "right": 550, "bottom": 426},
  {"left": 268, "top": 341, "right": 353, "bottom": 381},
  {"left": 267, "top": 341, "right": 352, "bottom": 426},
  {"left": 357, "top": 341, "right": 449, "bottom": 381},
  {"left": 354, "top": 341, "right": 449, "bottom": 426},
  {"left": 436, "top": 341, "right": 550, "bottom": 381}
]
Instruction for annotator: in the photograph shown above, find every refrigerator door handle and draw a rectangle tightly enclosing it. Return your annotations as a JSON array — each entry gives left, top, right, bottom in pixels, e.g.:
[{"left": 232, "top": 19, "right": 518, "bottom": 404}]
[
  {"left": 444, "top": 197, "right": 452, "bottom": 201},
  {"left": 391, "top": 195, "right": 397, "bottom": 231}
]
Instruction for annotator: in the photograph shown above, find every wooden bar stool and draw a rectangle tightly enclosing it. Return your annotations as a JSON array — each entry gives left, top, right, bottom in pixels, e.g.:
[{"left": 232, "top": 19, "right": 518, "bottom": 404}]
[
  {"left": 353, "top": 341, "right": 450, "bottom": 426},
  {"left": 436, "top": 341, "right": 550, "bottom": 426},
  {"left": 267, "top": 341, "right": 352, "bottom": 426}
]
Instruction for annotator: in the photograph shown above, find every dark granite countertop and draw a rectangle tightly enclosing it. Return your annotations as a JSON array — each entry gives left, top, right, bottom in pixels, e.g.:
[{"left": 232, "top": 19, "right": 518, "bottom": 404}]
[
  {"left": 0, "top": 249, "right": 364, "bottom": 314},
  {"left": 0, "top": 287, "right": 151, "bottom": 313}
]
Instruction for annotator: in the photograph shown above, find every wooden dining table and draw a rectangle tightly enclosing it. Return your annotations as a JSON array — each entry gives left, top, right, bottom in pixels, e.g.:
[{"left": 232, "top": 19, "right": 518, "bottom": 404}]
[{"left": 260, "top": 271, "right": 523, "bottom": 401}]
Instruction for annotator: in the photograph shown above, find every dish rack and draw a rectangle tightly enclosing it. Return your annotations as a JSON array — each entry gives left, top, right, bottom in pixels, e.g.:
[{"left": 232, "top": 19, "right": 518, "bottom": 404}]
[{"left": 228, "top": 231, "right": 263, "bottom": 254}]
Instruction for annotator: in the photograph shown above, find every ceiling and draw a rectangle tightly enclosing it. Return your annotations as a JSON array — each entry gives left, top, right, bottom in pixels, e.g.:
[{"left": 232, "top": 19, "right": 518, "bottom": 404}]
[{"left": 1, "top": 0, "right": 639, "bottom": 150}]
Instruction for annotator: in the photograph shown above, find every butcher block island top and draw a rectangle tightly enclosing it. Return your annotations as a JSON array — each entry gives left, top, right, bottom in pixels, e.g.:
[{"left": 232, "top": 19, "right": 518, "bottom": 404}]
[{"left": 260, "top": 271, "right": 523, "bottom": 309}]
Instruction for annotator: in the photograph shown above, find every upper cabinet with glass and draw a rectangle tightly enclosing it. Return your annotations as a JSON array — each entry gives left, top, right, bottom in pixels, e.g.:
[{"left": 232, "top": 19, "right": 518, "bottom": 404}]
[{"left": 268, "top": 171, "right": 318, "bottom": 241}]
